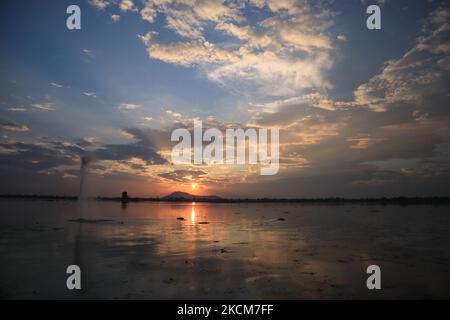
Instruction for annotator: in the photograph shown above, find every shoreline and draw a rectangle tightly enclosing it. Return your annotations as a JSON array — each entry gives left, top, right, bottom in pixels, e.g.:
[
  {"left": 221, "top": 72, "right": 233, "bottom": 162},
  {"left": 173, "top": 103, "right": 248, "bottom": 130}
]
[{"left": 1, "top": 194, "right": 450, "bottom": 205}]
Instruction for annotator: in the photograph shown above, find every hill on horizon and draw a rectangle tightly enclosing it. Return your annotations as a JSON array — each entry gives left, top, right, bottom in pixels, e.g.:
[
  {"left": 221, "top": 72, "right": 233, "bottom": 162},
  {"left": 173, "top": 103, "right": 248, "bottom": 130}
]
[{"left": 161, "top": 191, "right": 222, "bottom": 201}]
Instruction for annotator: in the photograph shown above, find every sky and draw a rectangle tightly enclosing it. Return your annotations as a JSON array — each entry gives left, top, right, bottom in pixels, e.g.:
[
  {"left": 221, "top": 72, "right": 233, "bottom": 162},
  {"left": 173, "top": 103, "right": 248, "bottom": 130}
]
[{"left": 0, "top": 0, "right": 449, "bottom": 198}]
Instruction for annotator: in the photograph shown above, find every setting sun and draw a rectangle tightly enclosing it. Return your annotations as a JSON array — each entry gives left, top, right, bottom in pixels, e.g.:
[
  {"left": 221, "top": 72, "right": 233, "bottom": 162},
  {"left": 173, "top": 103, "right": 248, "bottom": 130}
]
[{"left": 191, "top": 183, "right": 198, "bottom": 190}]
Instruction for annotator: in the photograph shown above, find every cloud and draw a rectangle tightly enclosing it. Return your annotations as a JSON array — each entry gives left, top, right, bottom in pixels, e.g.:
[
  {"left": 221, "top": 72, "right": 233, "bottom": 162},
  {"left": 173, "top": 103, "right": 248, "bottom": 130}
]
[
  {"left": 89, "top": 143, "right": 165, "bottom": 165},
  {"left": 347, "top": 135, "right": 383, "bottom": 150},
  {"left": 82, "top": 49, "right": 93, "bottom": 57},
  {"left": 7, "top": 107, "right": 27, "bottom": 112},
  {"left": 208, "top": 3, "right": 335, "bottom": 96},
  {"left": 5, "top": 2, "right": 450, "bottom": 197},
  {"left": 86, "top": 0, "right": 340, "bottom": 98},
  {"left": 140, "top": 3, "right": 156, "bottom": 23},
  {"left": 118, "top": 103, "right": 142, "bottom": 110},
  {"left": 354, "top": 7, "right": 450, "bottom": 112},
  {"left": 119, "top": 0, "right": 137, "bottom": 12},
  {"left": 127, "top": 0, "right": 337, "bottom": 98},
  {"left": 208, "top": 50, "right": 332, "bottom": 97},
  {"left": 250, "top": 0, "right": 303, "bottom": 14},
  {"left": 143, "top": 39, "right": 239, "bottom": 67},
  {"left": 191, "top": 0, "right": 241, "bottom": 22},
  {"left": 31, "top": 103, "right": 56, "bottom": 111},
  {"left": 137, "top": 31, "right": 158, "bottom": 46},
  {"left": 83, "top": 92, "right": 97, "bottom": 97},
  {"left": 158, "top": 169, "right": 207, "bottom": 182},
  {"left": 0, "top": 120, "right": 29, "bottom": 132},
  {"left": 88, "top": 0, "right": 111, "bottom": 10},
  {"left": 111, "top": 14, "right": 120, "bottom": 22},
  {"left": 239, "top": 6, "right": 450, "bottom": 188},
  {"left": 0, "top": 139, "right": 79, "bottom": 177},
  {"left": 75, "top": 136, "right": 99, "bottom": 147},
  {"left": 164, "top": 7, "right": 206, "bottom": 39},
  {"left": 0, "top": 128, "right": 167, "bottom": 187},
  {"left": 137, "top": 0, "right": 241, "bottom": 36},
  {"left": 83, "top": 128, "right": 168, "bottom": 166}
]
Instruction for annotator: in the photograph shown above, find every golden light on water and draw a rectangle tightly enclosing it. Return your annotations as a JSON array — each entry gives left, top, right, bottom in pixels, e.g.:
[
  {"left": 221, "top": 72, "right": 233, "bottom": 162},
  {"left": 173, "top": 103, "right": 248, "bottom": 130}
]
[{"left": 191, "top": 202, "right": 196, "bottom": 223}]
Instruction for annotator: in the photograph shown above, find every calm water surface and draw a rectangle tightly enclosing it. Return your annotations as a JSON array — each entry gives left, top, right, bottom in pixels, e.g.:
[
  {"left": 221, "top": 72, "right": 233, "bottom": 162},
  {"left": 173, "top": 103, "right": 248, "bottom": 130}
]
[{"left": 0, "top": 200, "right": 449, "bottom": 299}]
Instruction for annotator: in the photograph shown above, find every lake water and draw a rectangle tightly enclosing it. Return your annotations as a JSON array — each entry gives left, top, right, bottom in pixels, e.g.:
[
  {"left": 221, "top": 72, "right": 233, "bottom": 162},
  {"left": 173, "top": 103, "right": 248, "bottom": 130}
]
[{"left": 0, "top": 199, "right": 449, "bottom": 299}]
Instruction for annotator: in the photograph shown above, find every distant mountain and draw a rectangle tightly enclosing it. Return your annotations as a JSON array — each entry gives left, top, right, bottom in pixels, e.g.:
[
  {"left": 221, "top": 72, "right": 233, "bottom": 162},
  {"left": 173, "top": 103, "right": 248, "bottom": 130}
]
[{"left": 161, "top": 191, "right": 222, "bottom": 201}]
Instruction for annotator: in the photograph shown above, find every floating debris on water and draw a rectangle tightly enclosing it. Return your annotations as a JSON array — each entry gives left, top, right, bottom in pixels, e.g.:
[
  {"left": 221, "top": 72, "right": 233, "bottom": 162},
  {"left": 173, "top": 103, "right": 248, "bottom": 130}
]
[
  {"left": 176, "top": 217, "right": 185, "bottom": 220},
  {"left": 277, "top": 218, "right": 286, "bottom": 221},
  {"left": 198, "top": 221, "right": 209, "bottom": 224}
]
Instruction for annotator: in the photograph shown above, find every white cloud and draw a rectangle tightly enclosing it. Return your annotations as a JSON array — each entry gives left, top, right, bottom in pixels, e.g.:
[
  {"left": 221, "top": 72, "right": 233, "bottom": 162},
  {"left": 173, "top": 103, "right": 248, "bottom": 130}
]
[
  {"left": 252, "top": 0, "right": 302, "bottom": 15},
  {"left": 144, "top": 39, "right": 239, "bottom": 67},
  {"left": 164, "top": 7, "right": 206, "bottom": 39},
  {"left": 337, "top": 34, "right": 347, "bottom": 41},
  {"left": 140, "top": 5, "right": 156, "bottom": 23},
  {"left": 137, "top": 31, "right": 158, "bottom": 46},
  {"left": 119, "top": 103, "right": 142, "bottom": 110},
  {"left": 111, "top": 14, "right": 120, "bottom": 22},
  {"left": 166, "top": 109, "right": 182, "bottom": 119},
  {"left": 208, "top": 50, "right": 333, "bottom": 97},
  {"left": 190, "top": 0, "right": 241, "bottom": 22},
  {"left": 88, "top": 0, "right": 111, "bottom": 10},
  {"left": 136, "top": 0, "right": 243, "bottom": 40},
  {"left": 31, "top": 103, "right": 56, "bottom": 111},
  {"left": 89, "top": 0, "right": 338, "bottom": 98},
  {"left": 119, "top": 0, "right": 137, "bottom": 12},
  {"left": 8, "top": 107, "right": 27, "bottom": 112},
  {"left": 134, "top": 1, "right": 336, "bottom": 98},
  {"left": 82, "top": 49, "right": 93, "bottom": 57}
]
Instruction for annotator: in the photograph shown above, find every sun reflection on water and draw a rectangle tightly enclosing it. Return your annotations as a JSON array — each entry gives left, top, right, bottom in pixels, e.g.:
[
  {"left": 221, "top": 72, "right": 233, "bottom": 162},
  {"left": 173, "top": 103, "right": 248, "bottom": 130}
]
[{"left": 191, "top": 202, "right": 196, "bottom": 224}]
